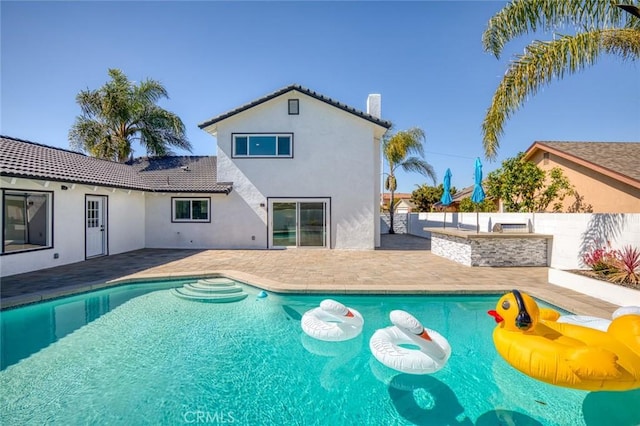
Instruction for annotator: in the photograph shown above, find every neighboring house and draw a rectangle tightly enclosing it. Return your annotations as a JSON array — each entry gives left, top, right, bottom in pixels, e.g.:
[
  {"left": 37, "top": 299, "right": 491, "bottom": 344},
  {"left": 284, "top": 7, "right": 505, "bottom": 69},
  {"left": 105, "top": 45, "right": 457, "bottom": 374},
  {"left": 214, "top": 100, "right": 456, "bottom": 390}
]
[
  {"left": 380, "top": 193, "right": 415, "bottom": 213},
  {"left": 1, "top": 84, "right": 390, "bottom": 277},
  {"left": 523, "top": 141, "right": 640, "bottom": 213},
  {"left": 433, "top": 184, "right": 496, "bottom": 212}
]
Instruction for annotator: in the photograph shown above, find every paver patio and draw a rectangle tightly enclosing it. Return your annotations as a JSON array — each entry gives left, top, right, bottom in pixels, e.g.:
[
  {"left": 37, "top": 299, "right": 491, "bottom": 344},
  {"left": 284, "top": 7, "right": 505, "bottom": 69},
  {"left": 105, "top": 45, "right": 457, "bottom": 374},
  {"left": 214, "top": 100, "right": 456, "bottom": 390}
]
[{"left": 0, "top": 234, "right": 618, "bottom": 316}]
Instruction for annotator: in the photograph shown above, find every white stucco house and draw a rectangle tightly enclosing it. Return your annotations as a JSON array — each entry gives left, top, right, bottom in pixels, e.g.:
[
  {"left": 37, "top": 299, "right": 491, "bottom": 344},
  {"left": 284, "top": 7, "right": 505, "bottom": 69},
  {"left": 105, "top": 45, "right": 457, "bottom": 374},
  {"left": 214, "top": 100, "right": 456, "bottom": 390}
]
[{"left": 0, "top": 85, "right": 391, "bottom": 277}]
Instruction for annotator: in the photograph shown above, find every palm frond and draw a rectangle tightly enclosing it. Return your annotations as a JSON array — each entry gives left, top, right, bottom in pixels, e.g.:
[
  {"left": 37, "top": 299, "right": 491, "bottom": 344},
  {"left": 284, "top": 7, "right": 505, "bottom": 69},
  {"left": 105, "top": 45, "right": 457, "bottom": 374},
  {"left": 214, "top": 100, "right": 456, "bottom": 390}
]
[
  {"left": 400, "top": 157, "right": 437, "bottom": 184},
  {"left": 602, "top": 27, "right": 640, "bottom": 58},
  {"left": 482, "top": 29, "right": 631, "bottom": 159},
  {"left": 69, "top": 69, "right": 191, "bottom": 161},
  {"left": 383, "top": 127, "right": 426, "bottom": 165},
  {"left": 483, "top": 0, "right": 630, "bottom": 58}
]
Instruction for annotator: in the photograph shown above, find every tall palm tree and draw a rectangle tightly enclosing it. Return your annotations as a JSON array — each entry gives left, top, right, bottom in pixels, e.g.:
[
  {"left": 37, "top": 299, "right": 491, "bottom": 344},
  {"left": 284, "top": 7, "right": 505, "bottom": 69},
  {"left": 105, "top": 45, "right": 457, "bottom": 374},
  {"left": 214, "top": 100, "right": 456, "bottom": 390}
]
[
  {"left": 69, "top": 69, "right": 191, "bottom": 162},
  {"left": 482, "top": 0, "right": 640, "bottom": 159},
  {"left": 383, "top": 127, "right": 436, "bottom": 234}
]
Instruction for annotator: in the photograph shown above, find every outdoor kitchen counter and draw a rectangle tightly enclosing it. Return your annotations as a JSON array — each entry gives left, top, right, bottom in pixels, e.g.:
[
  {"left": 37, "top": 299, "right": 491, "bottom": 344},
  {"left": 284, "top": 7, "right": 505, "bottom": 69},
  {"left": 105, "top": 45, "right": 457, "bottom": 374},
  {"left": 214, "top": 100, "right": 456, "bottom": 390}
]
[{"left": 425, "top": 228, "right": 553, "bottom": 267}]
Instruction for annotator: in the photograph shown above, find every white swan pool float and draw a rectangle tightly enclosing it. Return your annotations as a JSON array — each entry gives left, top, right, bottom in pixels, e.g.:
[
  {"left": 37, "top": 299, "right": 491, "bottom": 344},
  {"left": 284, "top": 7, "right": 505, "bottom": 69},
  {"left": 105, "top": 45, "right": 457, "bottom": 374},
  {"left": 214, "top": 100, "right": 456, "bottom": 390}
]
[
  {"left": 301, "top": 299, "right": 364, "bottom": 341},
  {"left": 369, "top": 310, "right": 451, "bottom": 375}
]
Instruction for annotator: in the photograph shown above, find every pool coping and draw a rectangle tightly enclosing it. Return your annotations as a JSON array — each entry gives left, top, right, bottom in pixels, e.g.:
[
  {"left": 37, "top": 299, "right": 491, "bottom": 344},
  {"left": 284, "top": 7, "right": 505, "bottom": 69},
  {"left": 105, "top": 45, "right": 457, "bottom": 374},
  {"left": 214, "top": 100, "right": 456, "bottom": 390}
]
[{"left": 0, "top": 268, "right": 611, "bottom": 318}]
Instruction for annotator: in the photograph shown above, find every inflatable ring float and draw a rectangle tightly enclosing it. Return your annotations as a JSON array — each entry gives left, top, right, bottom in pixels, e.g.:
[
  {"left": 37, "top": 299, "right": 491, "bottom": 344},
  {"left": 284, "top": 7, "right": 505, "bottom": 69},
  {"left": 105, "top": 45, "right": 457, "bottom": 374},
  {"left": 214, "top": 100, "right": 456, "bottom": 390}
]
[
  {"left": 301, "top": 299, "right": 363, "bottom": 341},
  {"left": 369, "top": 310, "right": 451, "bottom": 375},
  {"left": 488, "top": 289, "right": 640, "bottom": 391}
]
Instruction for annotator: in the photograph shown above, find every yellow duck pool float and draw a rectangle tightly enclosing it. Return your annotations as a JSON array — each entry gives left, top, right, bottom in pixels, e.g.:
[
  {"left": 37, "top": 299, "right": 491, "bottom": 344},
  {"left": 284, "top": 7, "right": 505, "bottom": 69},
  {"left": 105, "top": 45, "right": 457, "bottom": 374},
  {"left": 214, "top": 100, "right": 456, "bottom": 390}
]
[{"left": 487, "top": 290, "right": 640, "bottom": 392}]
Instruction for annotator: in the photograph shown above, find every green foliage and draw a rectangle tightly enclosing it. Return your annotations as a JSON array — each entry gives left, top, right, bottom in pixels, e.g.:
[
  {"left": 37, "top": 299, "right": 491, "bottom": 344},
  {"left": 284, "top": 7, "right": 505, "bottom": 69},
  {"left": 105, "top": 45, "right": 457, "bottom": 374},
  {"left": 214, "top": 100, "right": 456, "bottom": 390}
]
[
  {"left": 458, "top": 197, "right": 497, "bottom": 213},
  {"left": 485, "top": 152, "right": 574, "bottom": 212},
  {"left": 382, "top": 127, "right": 436, "bottom": 232},
  {"left": 411, "top": 183, "right": 457, "bottom": 212},
  {"left": 482, "top": 0, "right": 640, "bottom": 158},
  {"left": 69, "top": 69, "right": 191, "bottom": 162},
  {"left": 566, "top": 191, "right": 594, "bottom": 213}
]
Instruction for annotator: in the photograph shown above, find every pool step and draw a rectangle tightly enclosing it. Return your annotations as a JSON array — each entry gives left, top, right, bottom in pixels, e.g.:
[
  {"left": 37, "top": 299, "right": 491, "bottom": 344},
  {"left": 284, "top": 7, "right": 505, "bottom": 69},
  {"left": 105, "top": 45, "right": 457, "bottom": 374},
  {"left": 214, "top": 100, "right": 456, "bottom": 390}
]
[{"left": 171, "top": 278, "right": 248, "bottom": 303}]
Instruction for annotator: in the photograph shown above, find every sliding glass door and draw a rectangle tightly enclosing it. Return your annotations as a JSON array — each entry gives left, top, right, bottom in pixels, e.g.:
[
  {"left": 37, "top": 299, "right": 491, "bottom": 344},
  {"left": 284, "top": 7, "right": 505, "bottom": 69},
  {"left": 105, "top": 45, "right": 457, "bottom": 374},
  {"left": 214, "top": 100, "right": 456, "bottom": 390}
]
[{"left": 270, "top": 199, "right": 329, "bottom": 248}]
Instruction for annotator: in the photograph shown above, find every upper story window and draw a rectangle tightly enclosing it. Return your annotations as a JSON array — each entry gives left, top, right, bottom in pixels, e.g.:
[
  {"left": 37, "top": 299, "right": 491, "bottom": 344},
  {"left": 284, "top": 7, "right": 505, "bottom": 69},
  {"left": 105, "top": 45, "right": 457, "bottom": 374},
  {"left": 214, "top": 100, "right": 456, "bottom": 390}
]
[
  {"left": 232, "top": 133, "right": 293, "bottom": 158},
  {"left": 288, "top": 99, "right": 299, "bottom": 115}
]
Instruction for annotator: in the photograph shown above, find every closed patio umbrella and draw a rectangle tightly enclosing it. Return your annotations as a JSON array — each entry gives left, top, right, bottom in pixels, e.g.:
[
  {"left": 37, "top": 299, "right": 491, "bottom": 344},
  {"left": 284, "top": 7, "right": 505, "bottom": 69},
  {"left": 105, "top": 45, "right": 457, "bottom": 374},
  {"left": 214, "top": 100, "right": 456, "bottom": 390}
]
[
  {"left": 471, "top": 158, "right": 485, "bottom": 233},
  {"left": 440, "top": 168, "right": 453, "bottom": 228}
]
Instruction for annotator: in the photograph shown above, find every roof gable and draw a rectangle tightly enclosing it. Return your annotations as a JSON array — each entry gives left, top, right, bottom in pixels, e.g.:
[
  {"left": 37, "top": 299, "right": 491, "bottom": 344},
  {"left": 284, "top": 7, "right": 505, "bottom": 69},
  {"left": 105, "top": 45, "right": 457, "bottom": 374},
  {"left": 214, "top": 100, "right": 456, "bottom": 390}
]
[
  {"left": 0, "top": 136, "right": 232, "bottom": 193},
  {"left": 198, "top": 84, "right": 392, "bottom": 131},
  {"left": 523, "top": 141, "right": 640, "bottom": 189}
]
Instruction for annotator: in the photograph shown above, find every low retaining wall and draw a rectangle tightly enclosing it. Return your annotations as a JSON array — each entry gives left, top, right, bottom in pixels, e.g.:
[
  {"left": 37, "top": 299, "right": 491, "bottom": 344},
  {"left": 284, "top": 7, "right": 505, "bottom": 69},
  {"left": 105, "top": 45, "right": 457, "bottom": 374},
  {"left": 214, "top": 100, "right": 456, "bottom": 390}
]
[
  {"left": 548, "top": 269, "right": 640, "bottom": 306},
  {"left": 428, "top": 228, "right": 551, "bottom": 267}
]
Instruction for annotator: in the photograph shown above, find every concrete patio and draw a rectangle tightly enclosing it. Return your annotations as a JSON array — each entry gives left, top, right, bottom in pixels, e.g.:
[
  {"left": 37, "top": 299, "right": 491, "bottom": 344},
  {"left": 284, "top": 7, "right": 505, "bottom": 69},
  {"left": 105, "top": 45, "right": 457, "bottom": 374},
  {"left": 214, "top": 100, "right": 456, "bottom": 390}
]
[{"left": 0, "top": 234, "right": 619, "bottom": 316}]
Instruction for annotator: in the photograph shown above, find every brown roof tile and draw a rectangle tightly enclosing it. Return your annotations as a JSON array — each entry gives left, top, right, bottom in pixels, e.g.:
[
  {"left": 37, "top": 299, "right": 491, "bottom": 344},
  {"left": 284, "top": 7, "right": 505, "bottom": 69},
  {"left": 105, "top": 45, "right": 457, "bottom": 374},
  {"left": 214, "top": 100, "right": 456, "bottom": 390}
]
[
  {"left": 0, "top": 136, "right": 232, "bottom": 193},
  {"left": 531, "top": 141, "right": 640, "bottom": 184}
]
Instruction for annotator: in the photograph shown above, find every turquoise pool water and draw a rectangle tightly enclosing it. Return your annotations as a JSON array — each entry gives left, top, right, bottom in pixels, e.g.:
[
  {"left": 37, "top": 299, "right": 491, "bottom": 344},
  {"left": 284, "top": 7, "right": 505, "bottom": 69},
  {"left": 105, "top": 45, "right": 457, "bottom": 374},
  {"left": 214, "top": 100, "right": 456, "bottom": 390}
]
[{"left": 1, "top": 281, "right": 639, "bottom": 425}]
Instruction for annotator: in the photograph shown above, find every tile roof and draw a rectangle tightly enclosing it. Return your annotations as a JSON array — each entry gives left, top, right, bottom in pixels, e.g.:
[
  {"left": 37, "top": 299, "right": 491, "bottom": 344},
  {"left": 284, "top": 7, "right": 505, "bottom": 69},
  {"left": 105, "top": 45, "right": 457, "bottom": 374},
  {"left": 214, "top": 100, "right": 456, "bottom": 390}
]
[
  {"left": 128, "top": 156, "right": 232, "bottom": 193},
  {"left": 527, "top": 141, "right": 640, "bottom": 185},
  {"left": 0, "top": 136, "right": 232, "bottom": 193},
  {"left": 198, "top": 84, "right": 392, "bottom": 130}
]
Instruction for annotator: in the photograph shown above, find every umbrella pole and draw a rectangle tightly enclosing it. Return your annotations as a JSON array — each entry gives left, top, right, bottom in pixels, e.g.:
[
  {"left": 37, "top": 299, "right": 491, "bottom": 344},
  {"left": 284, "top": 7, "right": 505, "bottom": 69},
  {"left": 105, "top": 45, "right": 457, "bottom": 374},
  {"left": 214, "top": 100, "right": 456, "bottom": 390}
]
[
  {"left": 443, "top": 211, "right": 446, "bottom": 228},
  {"left": 476, "top": 209, "right": 479, "bottom": 233}
]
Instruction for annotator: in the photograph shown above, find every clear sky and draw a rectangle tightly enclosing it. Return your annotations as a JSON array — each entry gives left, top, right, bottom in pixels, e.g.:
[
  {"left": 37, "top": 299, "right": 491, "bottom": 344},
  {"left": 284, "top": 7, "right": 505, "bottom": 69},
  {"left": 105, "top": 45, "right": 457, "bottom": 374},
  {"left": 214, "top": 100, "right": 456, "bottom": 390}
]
[{"left": 2, "top": 1, "right": 639, "bottom": 193}]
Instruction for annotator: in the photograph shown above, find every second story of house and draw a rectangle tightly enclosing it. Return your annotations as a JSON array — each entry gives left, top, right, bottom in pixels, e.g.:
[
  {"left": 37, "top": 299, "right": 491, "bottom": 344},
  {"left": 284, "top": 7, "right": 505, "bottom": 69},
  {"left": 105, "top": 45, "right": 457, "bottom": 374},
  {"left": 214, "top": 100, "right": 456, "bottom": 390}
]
[{"left": 198, "top": 85, "right": 391, "bottom": 198}]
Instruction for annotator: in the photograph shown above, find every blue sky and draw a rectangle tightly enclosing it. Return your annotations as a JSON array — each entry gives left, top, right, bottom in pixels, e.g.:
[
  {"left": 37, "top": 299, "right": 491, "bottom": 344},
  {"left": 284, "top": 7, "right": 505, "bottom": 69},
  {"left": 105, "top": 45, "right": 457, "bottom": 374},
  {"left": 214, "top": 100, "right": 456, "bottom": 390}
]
[{"left": 2, "top": 1, "right": 638, "bottom": 193}]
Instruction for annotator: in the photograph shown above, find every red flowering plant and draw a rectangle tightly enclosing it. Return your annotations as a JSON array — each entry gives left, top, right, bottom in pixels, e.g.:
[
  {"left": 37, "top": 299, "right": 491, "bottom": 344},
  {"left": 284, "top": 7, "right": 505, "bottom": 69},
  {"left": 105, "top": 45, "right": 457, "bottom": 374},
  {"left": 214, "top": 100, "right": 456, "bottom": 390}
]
[
  {"left": 582, "top": 242, "right": 640, "bottom": 288},
  {"left": 582, "top": 242, "right": 619, "bottom": 273},
  {"left": 609, "top": 246, "right": 640, "bottom": 285}
]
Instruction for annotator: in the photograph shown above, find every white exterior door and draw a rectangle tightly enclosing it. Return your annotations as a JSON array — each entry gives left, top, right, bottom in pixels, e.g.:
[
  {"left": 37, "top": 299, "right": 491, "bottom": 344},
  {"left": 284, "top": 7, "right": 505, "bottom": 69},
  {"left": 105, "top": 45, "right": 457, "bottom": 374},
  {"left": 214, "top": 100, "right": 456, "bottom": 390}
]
[{"left": 86, "top": 196, "right": 107, "bottom": 258}]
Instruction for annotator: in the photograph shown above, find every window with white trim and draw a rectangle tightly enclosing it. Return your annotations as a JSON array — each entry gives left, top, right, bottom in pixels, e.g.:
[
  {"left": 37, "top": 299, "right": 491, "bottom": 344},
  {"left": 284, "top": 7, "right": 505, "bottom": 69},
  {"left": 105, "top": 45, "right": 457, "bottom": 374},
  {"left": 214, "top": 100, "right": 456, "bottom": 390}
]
[
  {"left": 2, "top": 190, "right": 53, "bottom": 254},
  {"left": 172, "top": 197, "right": 210, "bottom": 222},
  {"left": 232, "top": 133, "right": 293, "bottom": 158}
]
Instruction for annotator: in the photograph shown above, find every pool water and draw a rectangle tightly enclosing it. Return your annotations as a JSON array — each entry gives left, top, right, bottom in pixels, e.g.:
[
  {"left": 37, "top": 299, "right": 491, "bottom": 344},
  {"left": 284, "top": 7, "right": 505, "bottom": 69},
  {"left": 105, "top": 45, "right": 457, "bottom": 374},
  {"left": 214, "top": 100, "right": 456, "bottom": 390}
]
[{"left": 1, "top": 281, "right": 639, "bottom": 425}]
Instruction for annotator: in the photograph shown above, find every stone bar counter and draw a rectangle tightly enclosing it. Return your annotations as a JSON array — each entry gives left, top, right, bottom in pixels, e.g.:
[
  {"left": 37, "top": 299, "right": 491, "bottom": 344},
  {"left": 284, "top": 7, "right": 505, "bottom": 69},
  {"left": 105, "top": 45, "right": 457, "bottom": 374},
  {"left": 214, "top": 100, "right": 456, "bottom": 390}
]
[{"left": 425, "top": 228, "right": 553, "bottom": 267}]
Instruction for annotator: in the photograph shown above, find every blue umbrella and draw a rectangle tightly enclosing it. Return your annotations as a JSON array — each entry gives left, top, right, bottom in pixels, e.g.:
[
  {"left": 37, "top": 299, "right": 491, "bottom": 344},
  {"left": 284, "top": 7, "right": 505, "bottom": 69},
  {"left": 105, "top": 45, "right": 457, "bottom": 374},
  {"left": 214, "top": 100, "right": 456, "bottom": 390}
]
[
  {"left": 471, "top": 158, "right": 485, "bottom": 232},
  {"left": 440, "top": 168, "right": 452, "bottom": 228}
]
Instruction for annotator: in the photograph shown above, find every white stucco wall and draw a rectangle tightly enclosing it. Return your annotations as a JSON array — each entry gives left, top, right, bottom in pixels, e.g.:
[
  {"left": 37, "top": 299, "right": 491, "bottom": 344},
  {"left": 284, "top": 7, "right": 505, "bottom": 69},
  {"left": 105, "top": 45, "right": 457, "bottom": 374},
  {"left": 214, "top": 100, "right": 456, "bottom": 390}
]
[
  {"left": 144, "top": 192, "right": 265, "bottom": 249},
  {"left": 204, "top": 91, "right": 385, "bottom": 249},
  {"left": 408, "top": 212, "right": 640, "bottom": 269},
  {"left": 1, "top": 178, "right": 145, "bottom": 277}
]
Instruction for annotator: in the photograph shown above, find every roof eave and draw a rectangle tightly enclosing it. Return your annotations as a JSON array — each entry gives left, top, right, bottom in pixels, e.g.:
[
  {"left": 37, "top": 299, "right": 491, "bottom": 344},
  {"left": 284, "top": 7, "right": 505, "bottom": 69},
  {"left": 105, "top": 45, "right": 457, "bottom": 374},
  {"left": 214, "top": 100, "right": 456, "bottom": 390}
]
[
  {"left": 0, "top": 172, "right": 148, "bottom": 192},
  {"left": 198, "top": 84, "right": 392, "bottom": 131},
  {"left": 524, "top": 141, "right": 640, "bottom": 190}
]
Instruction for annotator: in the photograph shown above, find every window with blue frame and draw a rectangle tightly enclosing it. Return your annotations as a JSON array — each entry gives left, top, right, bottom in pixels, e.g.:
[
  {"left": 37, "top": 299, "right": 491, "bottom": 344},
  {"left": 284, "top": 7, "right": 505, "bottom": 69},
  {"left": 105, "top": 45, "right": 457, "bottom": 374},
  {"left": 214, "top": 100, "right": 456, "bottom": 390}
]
[{"left": 232, "top": 134, "right": 293, "bottom": 158}]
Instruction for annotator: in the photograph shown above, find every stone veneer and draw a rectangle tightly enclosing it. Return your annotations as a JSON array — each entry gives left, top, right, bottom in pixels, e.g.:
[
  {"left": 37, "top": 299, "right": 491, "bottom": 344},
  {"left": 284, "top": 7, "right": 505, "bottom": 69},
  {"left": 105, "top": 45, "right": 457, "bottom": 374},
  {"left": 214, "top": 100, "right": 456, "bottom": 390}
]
[{"left": 429, "top": 229, "right": 551, "bottom": 267}]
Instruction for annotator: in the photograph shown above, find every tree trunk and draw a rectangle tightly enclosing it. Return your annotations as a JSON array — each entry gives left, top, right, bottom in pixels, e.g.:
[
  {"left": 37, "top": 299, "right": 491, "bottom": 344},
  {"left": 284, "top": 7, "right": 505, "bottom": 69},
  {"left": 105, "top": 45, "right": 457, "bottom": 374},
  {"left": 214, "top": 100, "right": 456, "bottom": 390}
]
[{"left": 388, "top": 190, "right": 395, "bottom": 234}]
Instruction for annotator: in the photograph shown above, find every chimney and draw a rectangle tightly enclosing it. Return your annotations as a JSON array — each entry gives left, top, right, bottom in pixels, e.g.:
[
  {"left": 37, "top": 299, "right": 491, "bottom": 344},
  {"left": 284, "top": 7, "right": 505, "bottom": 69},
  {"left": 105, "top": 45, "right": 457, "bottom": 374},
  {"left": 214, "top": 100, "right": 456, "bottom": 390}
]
[{"left": 367, "top": 94, "right": 381, "bottom": 118}]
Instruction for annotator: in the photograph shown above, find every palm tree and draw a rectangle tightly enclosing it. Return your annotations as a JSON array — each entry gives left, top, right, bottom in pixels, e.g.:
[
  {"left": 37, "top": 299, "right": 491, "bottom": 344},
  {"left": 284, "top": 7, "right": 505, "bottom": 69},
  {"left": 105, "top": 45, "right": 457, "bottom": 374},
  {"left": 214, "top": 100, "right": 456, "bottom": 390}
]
[
  {"left": 383, "top": 127, "right": 436, "bottom": 234},
  {"left": 482, "top": 0, "right": 640, "bottom": 159},
  {"left": 69, "top": 69, "right": 191, "bottom": 162}
]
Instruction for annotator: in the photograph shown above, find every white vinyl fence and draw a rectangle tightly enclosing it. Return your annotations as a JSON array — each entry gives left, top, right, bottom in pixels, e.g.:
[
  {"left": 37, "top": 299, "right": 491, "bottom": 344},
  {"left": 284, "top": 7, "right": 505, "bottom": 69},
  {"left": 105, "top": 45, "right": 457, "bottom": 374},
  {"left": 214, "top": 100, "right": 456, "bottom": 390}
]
[{"left": 405, "top": 212, "right": 640, "bottom": 270}]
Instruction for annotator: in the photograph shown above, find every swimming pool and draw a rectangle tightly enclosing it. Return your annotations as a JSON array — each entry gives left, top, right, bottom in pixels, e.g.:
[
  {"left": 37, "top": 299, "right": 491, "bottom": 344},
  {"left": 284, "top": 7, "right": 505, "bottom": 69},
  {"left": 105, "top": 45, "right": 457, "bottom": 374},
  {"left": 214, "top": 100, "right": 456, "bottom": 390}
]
[{"left": 1, "top": 280, "right": 639, "bottom": 425}]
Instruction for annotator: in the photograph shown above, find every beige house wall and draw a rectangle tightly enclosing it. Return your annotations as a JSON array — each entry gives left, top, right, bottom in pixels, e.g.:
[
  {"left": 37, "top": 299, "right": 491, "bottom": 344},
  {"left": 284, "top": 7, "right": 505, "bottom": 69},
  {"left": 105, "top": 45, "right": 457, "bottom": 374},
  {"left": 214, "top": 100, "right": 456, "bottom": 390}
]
[{"left": 529, "top": 151, "right": 640, "bottom": 213}]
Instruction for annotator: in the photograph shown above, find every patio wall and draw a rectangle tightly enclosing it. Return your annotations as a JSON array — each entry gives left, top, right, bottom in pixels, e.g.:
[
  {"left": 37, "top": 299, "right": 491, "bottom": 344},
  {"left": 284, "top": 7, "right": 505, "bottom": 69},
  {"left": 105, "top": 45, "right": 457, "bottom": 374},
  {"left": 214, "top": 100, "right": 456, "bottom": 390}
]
[{"left": 407, "top": 212, "right": 640, "bottom": 270}]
